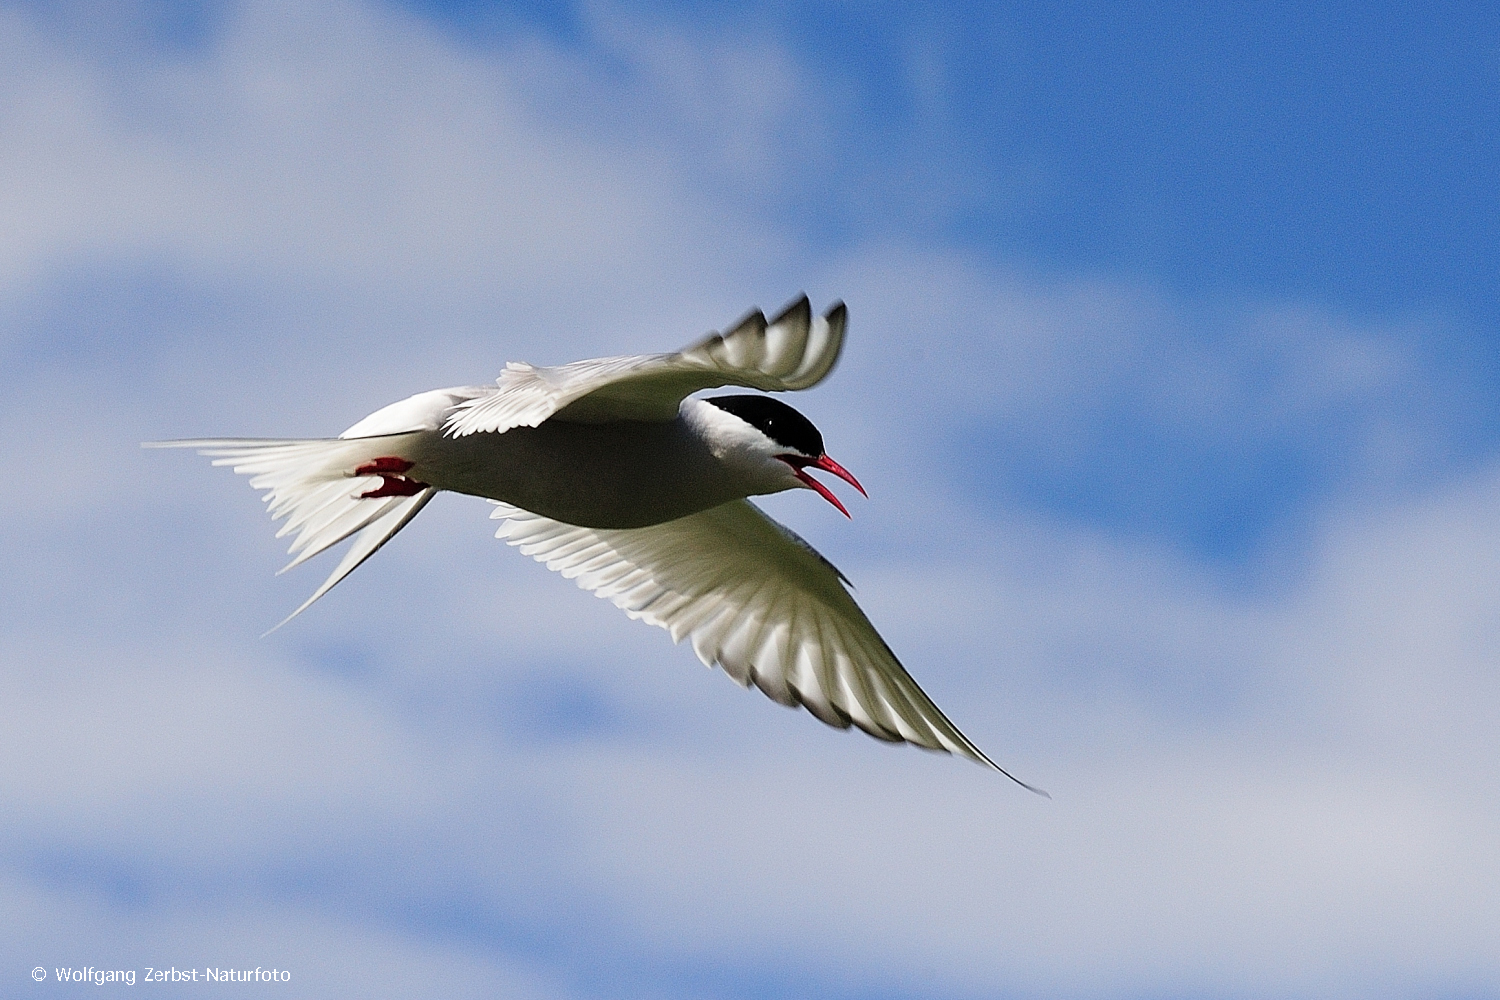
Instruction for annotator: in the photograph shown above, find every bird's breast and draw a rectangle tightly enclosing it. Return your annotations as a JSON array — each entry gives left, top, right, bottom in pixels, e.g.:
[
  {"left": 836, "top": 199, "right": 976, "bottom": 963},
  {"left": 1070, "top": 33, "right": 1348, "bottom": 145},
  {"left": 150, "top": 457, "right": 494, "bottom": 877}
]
[{"left": 409, "top": 418, "right": 745, "bottom": 528}]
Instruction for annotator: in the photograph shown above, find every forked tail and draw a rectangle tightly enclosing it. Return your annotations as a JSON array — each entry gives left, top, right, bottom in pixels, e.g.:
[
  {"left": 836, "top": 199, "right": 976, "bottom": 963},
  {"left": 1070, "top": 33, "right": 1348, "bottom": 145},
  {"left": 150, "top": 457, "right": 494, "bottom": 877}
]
[{"left": 145, "top": 433, "right": 434, "bottom": 630}]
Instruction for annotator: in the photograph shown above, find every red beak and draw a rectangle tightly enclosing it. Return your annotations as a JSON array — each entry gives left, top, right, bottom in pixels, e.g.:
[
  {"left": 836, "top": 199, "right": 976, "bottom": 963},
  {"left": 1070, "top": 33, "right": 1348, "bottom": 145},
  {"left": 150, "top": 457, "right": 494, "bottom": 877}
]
[{"left": 782, "top": 454, "right": 867, "bottom": 518}]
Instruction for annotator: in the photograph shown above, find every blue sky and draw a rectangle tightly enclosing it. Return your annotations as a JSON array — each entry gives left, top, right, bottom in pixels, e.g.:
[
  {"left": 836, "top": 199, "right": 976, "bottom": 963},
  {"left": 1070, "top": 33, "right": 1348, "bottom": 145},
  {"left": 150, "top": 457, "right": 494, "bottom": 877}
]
[
  {"left": 3, "top": 1, "right": 1499, "bottom": 998},
  {"left": 403, "top": 0, "right": 1500, "bottom": 563}
]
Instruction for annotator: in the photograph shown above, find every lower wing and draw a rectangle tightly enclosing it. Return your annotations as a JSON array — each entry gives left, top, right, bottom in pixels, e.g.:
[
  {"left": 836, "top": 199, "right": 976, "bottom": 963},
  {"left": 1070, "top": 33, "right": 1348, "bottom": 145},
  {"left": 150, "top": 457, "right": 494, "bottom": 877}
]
[{"left": 490, "top": 498, "right": 1044, "bottom": 792}]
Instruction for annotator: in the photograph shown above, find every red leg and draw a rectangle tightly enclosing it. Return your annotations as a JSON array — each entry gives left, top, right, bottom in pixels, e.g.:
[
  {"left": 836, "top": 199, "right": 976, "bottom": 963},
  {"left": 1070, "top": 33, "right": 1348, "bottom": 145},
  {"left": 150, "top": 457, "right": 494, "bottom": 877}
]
[
  {"left": 355, "top": 457, "right": 415, "bottom": 476},
  {"left": 359, "top": 476, "right": 428, "bottom": 498},
  {"left": 354, "top": 456, "right": 429, "bottom": 498}
]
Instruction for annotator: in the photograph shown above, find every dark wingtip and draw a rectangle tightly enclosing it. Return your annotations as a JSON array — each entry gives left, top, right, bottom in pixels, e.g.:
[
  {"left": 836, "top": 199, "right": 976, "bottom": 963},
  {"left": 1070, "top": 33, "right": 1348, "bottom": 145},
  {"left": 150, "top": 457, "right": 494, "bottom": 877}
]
[
  {"left": 967, "top": 746, "right": 1050, "bottom": 797},
  {"left": 991, "top": 760, "right": 1050, "bottom": 798},
  {"left": 770, "top": 293, "right": 812, "bottom": 329},
  {"left": 724, "top": 307, "right": 767, "bottom": 340},
  {"left": 1019, "top": 779, "right": 1052, "bottom": 799}
]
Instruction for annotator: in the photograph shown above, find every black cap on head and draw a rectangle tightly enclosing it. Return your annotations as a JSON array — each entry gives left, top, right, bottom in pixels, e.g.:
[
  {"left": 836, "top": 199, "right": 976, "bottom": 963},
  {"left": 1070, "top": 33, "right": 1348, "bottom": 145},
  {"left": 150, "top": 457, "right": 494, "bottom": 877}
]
[{"left": 705, "top": 394, "right": 824, "bottom": 456}]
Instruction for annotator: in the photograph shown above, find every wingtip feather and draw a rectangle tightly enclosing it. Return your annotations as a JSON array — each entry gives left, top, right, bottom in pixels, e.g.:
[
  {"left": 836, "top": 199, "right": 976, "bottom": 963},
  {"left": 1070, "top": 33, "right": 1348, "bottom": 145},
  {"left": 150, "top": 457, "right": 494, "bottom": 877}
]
[{"left": 768, "top": 293, "right": 811, "bottom": 329}]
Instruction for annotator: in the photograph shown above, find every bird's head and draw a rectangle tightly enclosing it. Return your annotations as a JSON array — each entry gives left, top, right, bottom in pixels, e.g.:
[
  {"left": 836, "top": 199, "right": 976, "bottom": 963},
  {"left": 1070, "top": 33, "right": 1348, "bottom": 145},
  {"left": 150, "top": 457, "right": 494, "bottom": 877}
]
[{"left": 694, "top": 394, "right": 866, "bottom": 516}]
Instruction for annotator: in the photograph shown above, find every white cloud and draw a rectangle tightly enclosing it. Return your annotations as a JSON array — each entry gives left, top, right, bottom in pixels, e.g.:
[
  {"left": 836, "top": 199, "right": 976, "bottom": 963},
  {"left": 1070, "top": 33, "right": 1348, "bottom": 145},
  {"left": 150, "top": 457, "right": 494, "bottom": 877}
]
[{"left": 0, "top": 0, "right": 794, "bottom": 318}]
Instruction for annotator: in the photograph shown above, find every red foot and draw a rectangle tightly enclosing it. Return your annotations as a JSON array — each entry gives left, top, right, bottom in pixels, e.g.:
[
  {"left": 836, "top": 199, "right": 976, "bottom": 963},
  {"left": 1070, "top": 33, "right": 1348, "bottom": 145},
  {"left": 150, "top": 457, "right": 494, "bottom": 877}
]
[
  {"left": 359, "top": 476, "right": 429, "bottom": 498},
  {"left": 354, "top": 456, "right": 429, "bottom": 498},
  {"left": 355, "top": 457, "right": 415, "bottom": 476}
]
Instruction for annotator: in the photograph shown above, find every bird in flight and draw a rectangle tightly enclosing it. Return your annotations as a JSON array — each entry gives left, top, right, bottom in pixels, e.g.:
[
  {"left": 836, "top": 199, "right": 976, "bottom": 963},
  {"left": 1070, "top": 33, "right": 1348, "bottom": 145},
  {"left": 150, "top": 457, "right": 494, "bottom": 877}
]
[{"left": 150, "top": 295, "right": 1043, "bottom": 792}]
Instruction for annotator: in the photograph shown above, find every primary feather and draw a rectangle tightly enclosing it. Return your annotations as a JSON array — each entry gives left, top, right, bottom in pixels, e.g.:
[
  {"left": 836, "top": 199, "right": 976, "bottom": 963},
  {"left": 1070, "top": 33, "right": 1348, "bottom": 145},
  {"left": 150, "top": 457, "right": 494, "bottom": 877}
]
[{"left": 442, "top": 297, "right": 846, "bottom": 435}]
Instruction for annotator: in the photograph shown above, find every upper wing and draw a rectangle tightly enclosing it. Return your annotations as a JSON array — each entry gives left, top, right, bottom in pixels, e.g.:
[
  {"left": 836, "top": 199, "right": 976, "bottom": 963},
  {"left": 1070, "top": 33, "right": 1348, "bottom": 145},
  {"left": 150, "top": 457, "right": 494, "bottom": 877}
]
[
  {"left": 490, "top": 498, "right": 1044, "bottom": 790},
  {"left": 443, "top": 295, "right": 846, "bottom": 437}
]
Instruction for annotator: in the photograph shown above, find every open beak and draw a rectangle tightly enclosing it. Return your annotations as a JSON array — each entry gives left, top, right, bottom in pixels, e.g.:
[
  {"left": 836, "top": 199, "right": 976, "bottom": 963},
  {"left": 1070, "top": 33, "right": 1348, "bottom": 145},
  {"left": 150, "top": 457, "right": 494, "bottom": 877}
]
[{"left": 782, "top": 454, "right": 867, "bottom": 518}]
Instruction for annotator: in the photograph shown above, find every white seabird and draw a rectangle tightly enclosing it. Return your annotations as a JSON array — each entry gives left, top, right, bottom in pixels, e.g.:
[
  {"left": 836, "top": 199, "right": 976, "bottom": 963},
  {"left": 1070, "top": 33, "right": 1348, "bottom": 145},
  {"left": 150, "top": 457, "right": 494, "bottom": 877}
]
[{"left": 149, "top": 295, "right": 1043, "bottom": 792}]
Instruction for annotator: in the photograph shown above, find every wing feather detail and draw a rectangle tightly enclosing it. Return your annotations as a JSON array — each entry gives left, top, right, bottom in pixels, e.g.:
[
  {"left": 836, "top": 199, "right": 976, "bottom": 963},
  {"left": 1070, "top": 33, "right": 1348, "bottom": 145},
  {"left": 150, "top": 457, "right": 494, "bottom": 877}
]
[
  {"left": 443, "top": 296, "right": 846, "bottom": 437},
  {"left": 490, "top": 498, "right": 1041, "bottom": 789}
]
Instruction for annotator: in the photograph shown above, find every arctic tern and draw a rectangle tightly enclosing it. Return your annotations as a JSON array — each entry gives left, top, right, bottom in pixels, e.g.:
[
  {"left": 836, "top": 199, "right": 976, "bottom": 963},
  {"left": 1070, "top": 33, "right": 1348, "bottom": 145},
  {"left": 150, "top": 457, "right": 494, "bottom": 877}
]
[{"left": 150, "top": 295, "right": 1042, "bottom": 791}]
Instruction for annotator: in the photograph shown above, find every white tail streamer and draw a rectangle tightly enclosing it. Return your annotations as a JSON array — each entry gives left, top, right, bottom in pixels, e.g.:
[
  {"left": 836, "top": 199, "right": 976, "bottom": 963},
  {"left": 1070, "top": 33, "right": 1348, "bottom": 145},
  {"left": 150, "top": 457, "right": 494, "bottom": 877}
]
[{"left": 145, "top": 434, "right": 432, "bottom": 626}]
